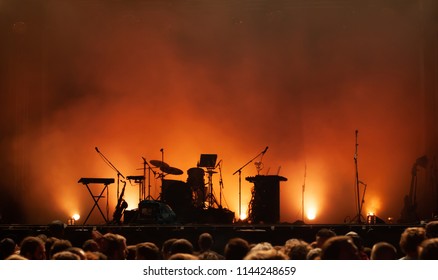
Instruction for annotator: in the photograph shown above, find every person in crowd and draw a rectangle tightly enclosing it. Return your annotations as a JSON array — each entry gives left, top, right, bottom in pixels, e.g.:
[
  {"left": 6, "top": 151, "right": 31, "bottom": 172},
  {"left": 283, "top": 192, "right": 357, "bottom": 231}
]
[
  {"left": 320, "top": 236, "right": 359, "bottom": 260},
  {"left": 345, "top": 231, "right": 369, "bottom": 260},
  {"left": 135, "top": 242, "right": 161, "bottom": 260},
  {"left": 49, "top": 239, "right": 73, "bottom": 259},
  {"left": 0, "top": 238, "right": 17, "bottom": 260},
  {"left": 306, "top": 247, "right": 322, "bottom": 260},
  {"left": 51, "top": 250, "right": 81, "bottom": 260},
  {"left": 48, "top": 220, "right": 67, "bottom": 239},
  {"left": 311, "top": 228, "right": 336, "bottom": 249},
  {"left": 44, "top": 237, "right": 59, "bottom": 260},
  {"left": 170, "top": 238, "right": 194, "bottom": 256},
  {"left": 19, "top": 236, "right": 46, "bottom": 260},
  {"left": 168, "top": 253, "right": 198, "bottom": 260},
  {"left": 66, "top": 247, "right": 87, "bottom": 260},
  {"left": 418, "top": 237, "right": 438, "bottom": 260},
  {"left": 399, "top": 227, "right": 426, "bottom": 260},
  {"left": 370, "top": 242, "right": 398, "bottom": 260},
  {"left": 223, "top": 237, "right": 250, "bottom": 260},
  {"left": 82, "top": 239, "right": 100, "bottom": 252},
  {"left": 244, "top": 248, "right": 288, "bottom": 260},
  {"left": 126, "top": 245, "right": 137, "bottom": 260},
  {"left": 283, "top": 239, "right": 311, "bottom": 260},
  {"left": 84, "top": 251, "right": 108, "bottom": 260},
  {"left": 425, "top": 220, "right": 438, "bottom": 238},
  {"left": 161, "top": 238, "right": 177, "bottom": 260},
  {"left": 196, "top": 232, "right": 224, "bottom": 260},
  {"left": 99, "top": 233, "right": 128, "bottom": 260}
]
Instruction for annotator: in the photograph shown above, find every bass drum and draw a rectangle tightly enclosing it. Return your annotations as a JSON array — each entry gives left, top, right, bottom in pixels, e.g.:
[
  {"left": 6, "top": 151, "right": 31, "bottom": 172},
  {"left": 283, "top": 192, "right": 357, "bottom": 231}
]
[
  {"left": 187, "top": 167, "right": 206, "bottom": 208},
  {"left": 161, "top": 179, "right": 193, "bottom": 223}
]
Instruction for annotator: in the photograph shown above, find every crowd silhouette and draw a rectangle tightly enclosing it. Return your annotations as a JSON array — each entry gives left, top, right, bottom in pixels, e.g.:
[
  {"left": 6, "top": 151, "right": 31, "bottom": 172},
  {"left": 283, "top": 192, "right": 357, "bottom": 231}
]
[{"left": 1, "top": 221, "right": 438, "bottom": 260}]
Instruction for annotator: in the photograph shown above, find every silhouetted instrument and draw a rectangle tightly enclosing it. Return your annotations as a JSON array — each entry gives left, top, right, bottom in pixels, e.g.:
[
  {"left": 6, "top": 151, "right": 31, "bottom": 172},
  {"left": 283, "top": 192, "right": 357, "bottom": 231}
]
[
  {"left": 150, "top": 160, "right": 169, "bottom": 169},
  {"left": 78, "top": 178, "right": 115, "bottom": 185},
  {"left": 112, "top": 180, "right": 128, "bottom": 224},
  {"left": 160, "top": 165, "right": 184, "bottom": 175},
  {"left": 127, "top": 175, "right": 145, "bottom": 181}
]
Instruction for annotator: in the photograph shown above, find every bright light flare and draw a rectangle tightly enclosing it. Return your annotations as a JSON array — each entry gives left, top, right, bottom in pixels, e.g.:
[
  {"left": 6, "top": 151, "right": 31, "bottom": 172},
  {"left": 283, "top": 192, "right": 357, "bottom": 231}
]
[
  {"left": 306, "top": 208, "right": 317, "bottom": 221},
  {"left": 72, "top": 214, "right": 80, "bottom": 221}
]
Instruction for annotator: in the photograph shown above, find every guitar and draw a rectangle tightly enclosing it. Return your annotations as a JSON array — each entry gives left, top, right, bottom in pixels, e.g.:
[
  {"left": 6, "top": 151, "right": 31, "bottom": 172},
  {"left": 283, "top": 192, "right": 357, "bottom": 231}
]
[{"left": 113, "top": 181, "right": 128, "bottom": 224}]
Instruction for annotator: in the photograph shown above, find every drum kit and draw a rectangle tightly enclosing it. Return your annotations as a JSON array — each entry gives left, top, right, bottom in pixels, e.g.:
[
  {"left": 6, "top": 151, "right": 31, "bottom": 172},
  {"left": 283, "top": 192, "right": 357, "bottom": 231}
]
[{"left": 144, "top": 158, "right": 220, "bottom": 211}]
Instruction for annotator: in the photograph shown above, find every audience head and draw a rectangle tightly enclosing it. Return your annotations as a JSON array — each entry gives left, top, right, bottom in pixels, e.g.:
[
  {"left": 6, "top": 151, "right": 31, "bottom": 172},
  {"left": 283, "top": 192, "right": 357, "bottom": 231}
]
[
  {"left": 52, "top": 250, "right": 80, "bottom": 260},
  {"left": 419, "top": 238, "right": 438, "bottom": 260},
  {"left": 320, "top": 236, "right": 359, "bottom": 260},
  {"left": 315, "top": 228, "right": 336, "bottom": 248},
  {"left": 99, "top": 233, "right": 127, "bottom": 260},
  {"left": 19, "top": 236, "right": 46, "bottom": 260},
  {"left": 168, "top": 253, "right": 198, "bottom": 260},
  {"left": 224, "top": 237, "right": 250, "bottom": 260},
  {"left": 244, "top": 248, "right": 288, "bottom": 260},
  {"left": 82, "top": 239, "right": 100, "bottom": 252},
  {"left": 198, "top": 233, "right": 214, "bottom": 252},
  {"left": 370, "top": 242, "right": 398, "bottom": 260},
  {"left": 136, "top": 242, "right": 161, "bottom": 260},
  {"left": 425, "top": 221, "right": 438, "bottom": 238},
  {"left": 0, "top": 238, "right": 17, "bottom": 260},
  {"left": 161, "top": 238, "right": 177, "bottom": 259},
  {"left": 170, "top": 238, "right": 194, "bottom": 256},
  {"left": 399, "top": 227, "right": 426, "bottom": 259},
  {"left": 49, "top": 239, "right": 73, "bottom": 259},
  {"left": 283, "top": 239, "right": 311, "bottom": 260}
]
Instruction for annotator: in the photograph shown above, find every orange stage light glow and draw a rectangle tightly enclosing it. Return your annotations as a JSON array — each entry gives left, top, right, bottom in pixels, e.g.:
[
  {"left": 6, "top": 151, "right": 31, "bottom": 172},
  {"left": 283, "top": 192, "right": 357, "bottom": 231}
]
[{"left": 1, "top": 1, "right": 437, "bottom": 225}]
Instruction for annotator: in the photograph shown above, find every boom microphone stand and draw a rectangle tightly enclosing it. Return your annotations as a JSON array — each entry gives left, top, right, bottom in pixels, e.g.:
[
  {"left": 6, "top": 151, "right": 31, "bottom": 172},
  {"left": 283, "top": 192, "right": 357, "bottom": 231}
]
[
  {"left": 95, "top": 147, "right": 126, "bottom": 199},
  {"left": 233, "top": 146, "right": 269, "bottom": 220},
  {"left": 352, "top": 130, "right": 366, "bottom": 224}
]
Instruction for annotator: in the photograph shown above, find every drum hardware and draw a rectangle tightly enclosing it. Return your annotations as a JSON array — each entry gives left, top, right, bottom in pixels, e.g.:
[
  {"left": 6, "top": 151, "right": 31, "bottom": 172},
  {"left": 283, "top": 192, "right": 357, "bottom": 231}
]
[
  {"left": 142, "top": 157, "right": 157, "bottom": 201},
  {"left": 187, "top": 167, "right": 206, "bottom": 208}
]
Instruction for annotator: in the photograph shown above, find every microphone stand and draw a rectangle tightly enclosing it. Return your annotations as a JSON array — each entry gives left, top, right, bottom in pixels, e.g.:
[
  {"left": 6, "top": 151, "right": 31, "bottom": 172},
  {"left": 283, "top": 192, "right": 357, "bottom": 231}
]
[
  {"left": 95, "top": 147, "right": 125, "bottom": 200},
  {"left": 352, "top": 130, "right": 365, "bottom": 224},
  {"left": 142, "top": 157, "right": 157, "bottom": 200},
  {"left": 233, "top": 147, "right": 268, "bottom": 220},
  {"left": 217, "top": 160, "right": 224, "bottom": 208}
]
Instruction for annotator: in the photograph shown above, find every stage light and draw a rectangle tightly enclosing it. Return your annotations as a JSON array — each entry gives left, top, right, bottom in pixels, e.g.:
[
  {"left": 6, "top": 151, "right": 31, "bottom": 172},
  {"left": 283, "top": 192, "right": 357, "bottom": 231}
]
[
  {"left": 306, "top": 208, "right": 317, "bottom": 221},
  {"left": 366, "top": 212, "right": 376, "bottom": 224},
  {"left": 240, "top": 213, "right": 247, "bottom": 221},
  {"left": 67, "top": 214, "right": 80, "bottom": 225}
]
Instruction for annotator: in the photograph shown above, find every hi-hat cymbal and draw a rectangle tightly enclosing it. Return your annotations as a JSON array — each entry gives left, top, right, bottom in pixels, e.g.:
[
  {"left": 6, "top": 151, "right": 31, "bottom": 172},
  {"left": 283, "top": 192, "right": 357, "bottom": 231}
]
[
  {"left": 150, "top": 160, "right": 169, "bottom": 169},
  {"left": 160, "top": 166, "right": 184, "bottom": 175}
]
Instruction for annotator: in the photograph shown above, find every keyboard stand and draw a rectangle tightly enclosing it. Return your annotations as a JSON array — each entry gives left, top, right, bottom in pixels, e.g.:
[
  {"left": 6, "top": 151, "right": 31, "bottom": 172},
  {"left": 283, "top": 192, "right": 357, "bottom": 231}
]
[{"left": 79, "top": 178, "right": 115, "bottom": 224}]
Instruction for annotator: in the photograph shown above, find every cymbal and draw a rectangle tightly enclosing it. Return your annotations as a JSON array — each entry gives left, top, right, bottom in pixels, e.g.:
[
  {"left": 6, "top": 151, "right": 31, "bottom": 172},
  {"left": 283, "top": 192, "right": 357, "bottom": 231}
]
[
  {"left": 206, "top": 170, "right": 218, "bottom": 174},
  {"left": 160, "top": 166, "right": 184, "bottom": 175},
  {"left": 150, "top": 160, "right": 169, "bottom": 169}
]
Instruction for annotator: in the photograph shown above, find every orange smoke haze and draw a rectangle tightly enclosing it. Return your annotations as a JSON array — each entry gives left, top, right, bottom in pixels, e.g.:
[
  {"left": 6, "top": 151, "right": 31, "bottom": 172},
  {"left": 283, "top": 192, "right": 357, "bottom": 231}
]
[{"left": 1, "top": 0, "right": 437, "bottom": 224}]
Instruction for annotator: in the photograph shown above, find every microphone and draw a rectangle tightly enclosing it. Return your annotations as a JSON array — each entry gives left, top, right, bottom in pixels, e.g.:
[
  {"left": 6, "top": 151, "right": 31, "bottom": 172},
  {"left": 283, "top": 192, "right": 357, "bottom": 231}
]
[
  {"left": 262, "top": 146, "right": 269, "bottom": 155},
  {"left": 160, "top": 148, "right": 163, "bottom": 152},
  {"left": 95, "top": 147, "right": 99, "bottom": 153}
]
